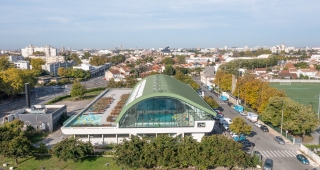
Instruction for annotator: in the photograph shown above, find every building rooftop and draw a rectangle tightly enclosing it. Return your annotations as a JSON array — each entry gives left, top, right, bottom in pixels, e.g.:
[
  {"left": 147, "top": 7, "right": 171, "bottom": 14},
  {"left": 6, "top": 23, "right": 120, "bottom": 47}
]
[{"left": 116, "top": 74, "right": 216, "bottom": 123}]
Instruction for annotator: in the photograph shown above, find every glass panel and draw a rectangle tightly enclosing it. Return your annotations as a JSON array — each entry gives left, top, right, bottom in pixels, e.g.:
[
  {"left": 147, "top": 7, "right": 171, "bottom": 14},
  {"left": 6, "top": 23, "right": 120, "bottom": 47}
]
[{"left": 119, "top": 97, "right": 213, "bottom": 128}]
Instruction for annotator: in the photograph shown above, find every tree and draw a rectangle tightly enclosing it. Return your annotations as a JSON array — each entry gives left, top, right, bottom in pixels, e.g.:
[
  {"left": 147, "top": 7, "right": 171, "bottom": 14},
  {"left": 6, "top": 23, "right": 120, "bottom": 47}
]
[
  {"left": 163, "top": 64, "right": 176, "bottom": 76},
  {"left": 70, "top": 80, "right": 87, "bottom": 99},
  {"left": 175, "top": 55, "right": 186, "bottom": 64},
  {"left": 0, "top": 68, "right": 37, "bottom": 96},
  {"left": 0, "top": 120, "right": 33, "bottom": 165},
  {"left": 161, "top": 57, "right": 175, "bottom": 65},
  {"left": 229, "top": 117, "right": 252, "bottom": 135},
  {"left": 70, "top": 53, "right": 82, "bottom": 65},
  {"left": 51, "top": 137, "right": 93, "bottom": 162},
  {"left": 204, "top": 96, "right": 219, "bottom": 109},
  {"left": 0, "top": 56, "right": 12, "bottom": 71},
  {"left": 30, "top": 58, "right": 45, "bottom": 71},
  {"left": 57, "top": 67, "right": 67, "bottom": 77},
  {"left": 83, "top": 52, "right": 91, "bottom": 59}
]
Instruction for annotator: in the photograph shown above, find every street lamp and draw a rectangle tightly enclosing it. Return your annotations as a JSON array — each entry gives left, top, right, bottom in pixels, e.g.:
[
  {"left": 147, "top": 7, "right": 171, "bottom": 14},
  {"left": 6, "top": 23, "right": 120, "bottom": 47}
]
[
  {"left": 250, "top": 138, "right": 260, "bottom": 155},
  {"left": 280, "top": 98, "right": 284, "bottom": 136},
  {"left": 105, "top": 163, "right": 109, "bottom": 170}
]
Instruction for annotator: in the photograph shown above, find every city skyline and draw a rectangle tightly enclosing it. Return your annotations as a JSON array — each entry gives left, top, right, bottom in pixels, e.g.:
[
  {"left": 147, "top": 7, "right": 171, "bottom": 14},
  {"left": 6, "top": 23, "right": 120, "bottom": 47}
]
[{"left": 1, "top": 0, "right": 320, "bottom": 50}]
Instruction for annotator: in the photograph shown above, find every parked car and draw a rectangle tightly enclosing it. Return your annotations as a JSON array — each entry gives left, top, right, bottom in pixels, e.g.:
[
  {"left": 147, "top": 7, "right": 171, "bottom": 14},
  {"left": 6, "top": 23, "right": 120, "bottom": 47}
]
[
  {"left": 296, "top": 154, "right": 309, "bottom": 165},
  {"left": 260, "top": 125, "right": 269, "bottom": 132},
  {"left": 239, "top": 111, "right": 247, "bottom": 116},
  {"left": 274, "top": 136, "right": 285, "bottom": 145},
  {"left": 214, "top": 109, "right": 222, "bottom": 115},
  {"left": 255, "top": 123, "right": 262, "bottom": 127},
  {"left": 263, "top": 158, "right": 273, "bottom": 170},
  {"left": 223, "top": 123, "right": 229, "bottom": 131},
  {"left": 214, "top": 114, "right": 224, "bottom": 120},
  {"left": 239, "top": 139, "right": 255, "bottom": 147}
]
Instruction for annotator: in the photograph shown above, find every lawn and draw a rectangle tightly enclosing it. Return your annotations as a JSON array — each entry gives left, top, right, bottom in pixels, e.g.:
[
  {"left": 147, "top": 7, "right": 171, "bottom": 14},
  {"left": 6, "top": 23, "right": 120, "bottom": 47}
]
[
  {"left": 0, "top": 156, "right": 125, "bottom": 170},
  {"left": 62, "top": 90, "right": 105, "bottom": 101},
  {"left": 270, "top": 82, "right": 320, "bottom": 113}
]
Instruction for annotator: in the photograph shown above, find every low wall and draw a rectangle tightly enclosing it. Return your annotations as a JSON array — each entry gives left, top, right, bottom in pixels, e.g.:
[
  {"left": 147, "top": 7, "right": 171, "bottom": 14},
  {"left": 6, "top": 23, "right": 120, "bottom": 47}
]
[{"left": 300, "top": 143, "right": 320, "bottom": 165}]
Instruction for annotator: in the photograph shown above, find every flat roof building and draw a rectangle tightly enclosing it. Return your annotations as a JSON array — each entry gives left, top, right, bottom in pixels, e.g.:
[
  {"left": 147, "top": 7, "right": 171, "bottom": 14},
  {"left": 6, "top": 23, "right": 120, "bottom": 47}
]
[{"left": 61, "top": 74, "right": 217, "bottom": 145}]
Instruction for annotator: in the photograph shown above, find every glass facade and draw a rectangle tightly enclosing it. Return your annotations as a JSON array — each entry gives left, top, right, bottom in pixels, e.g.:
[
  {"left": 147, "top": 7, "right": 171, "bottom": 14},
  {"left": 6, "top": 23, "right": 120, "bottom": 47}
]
[{"left": 119, "top": 97, "right": 213, "bottom": 128}]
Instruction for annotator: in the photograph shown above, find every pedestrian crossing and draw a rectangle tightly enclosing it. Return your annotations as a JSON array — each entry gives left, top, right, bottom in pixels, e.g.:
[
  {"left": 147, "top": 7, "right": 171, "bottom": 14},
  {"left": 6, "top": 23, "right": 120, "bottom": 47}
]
[{"left": 260, "top": 150, "right": 297, "bottom": 158}]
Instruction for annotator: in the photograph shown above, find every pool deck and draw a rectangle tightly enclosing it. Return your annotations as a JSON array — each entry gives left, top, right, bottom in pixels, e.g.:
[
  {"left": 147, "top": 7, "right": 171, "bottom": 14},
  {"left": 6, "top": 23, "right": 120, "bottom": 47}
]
[{"left": 99, "top": 89, "right": 132, "bottom": 125}]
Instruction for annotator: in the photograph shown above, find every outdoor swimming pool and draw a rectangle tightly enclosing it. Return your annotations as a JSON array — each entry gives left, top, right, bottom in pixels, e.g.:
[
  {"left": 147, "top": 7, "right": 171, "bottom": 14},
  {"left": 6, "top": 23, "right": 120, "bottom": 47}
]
[{"left": 70, "top": 114, "right": 102, "bottom": 125}]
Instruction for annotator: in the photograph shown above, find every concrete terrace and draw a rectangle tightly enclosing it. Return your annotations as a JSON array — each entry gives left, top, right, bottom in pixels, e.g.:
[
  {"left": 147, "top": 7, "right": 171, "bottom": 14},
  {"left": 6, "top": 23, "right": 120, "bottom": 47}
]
[{"left": 99, "top": 89, "right": 132, "bottom": 125}]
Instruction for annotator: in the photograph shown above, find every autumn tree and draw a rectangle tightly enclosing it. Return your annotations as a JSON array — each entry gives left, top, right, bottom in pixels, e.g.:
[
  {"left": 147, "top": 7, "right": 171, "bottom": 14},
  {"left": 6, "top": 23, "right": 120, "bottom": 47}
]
[
  {"left": 51, "top": 137, "right": 93, "bottom": 162},
  {"left": 70, "top": 80, "right": 87, "bottom": 99},
  {"left": 57, "top": 67, "right": 67, "bottom": 77},
  {"left": 175, "top": 55, "right": 186, "bottom": 64},
  {"left": 0, "top": 68, "right": 37, "bottom": 96},
  {"left": 204, "top": 96, "right": 219, "bottom": 109},
  {"left": 229, "top": 117, "right": 252, "bottom": 135},
  {"left": 213, "top": 70, "right": 232, "bottom": 91},
  {"left": 30, "top": 58, "right": 45, "bottom": 71},
  {"left": 0, "top": 56, "right": 12, "bottom": 71}
]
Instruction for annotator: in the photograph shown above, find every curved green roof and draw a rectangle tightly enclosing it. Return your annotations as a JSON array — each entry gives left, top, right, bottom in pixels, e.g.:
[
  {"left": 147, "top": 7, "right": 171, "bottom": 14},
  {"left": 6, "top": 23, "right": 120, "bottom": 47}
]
[{"left": 115, "top": 74, "right": 217, "bottom": 123}]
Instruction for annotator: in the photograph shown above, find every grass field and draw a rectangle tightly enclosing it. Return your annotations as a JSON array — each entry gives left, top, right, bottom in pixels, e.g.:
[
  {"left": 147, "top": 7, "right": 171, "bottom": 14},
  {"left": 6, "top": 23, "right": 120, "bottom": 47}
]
[
  {"left": 270, "top": 82, "right": 320, "bottom": 113},
  {"left": 0, "top": 156, "right": 125, "bottom": 170}
]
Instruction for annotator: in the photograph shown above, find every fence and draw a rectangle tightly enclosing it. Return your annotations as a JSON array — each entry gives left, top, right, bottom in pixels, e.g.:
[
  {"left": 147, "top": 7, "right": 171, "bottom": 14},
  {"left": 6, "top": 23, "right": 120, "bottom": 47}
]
[
  {"left": 300, "top": 143, "right": 320, "bottom": 165},
  {"left": 268, "top": 79, "right": 320, "bottom": 83},
  {"left": 266, "top": 123, "right": 299, "bottom": 143}
]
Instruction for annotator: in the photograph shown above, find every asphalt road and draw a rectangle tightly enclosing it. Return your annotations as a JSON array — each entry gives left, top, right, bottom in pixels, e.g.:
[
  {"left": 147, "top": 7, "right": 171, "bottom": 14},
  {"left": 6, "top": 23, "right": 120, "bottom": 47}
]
[
  {"left": 0, "top": 76, "right": 107, "bottom": 119},
  {"left": 193, "top": 77, "right": 316, "bottom": 170}
]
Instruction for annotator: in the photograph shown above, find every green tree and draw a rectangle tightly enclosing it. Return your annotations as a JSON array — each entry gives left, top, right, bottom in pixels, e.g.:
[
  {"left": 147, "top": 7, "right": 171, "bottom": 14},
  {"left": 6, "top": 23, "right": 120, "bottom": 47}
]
[
  {"left": 0, "top": 56, "right": 12, "bottom": 71},
  {"left": 204, "top": 96, "right": 219, "bottom": 108},
  {"left": 70, "top": 80, "right": 86, "bottom": 99},
  {"left": 0, "top": 120, "right": 33, "bottom": 165},
  {"left": 30, "top": 58, "right": 45, "bottom": 71},
  {"left": 70, "top": 53, "right": 82, "bottom": 65},
  {"left": 175, "top": 55, "right": 186, "bottom": 64},
  {"left": 57, "top": 67, "right": 67, "bottom": 77},
  {"left": 83, "top": 52, "right": 91, "bottom": 59},
  {"left": 51, "top": 137, "right": 93, "bottom": 162},
  {"left": 163, "top": 64, "right": 176, "bottom": 76},
  {"left": 161, "top": 57, "right": 175, "bottom": 65},
  {"left": 229, "top": 117, "right": 252, "bottom": 135}
]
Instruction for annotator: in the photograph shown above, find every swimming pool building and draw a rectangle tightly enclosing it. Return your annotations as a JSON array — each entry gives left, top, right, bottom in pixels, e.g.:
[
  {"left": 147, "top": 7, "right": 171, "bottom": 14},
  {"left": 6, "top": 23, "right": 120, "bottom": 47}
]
[{"left": 61, "top": 74, "right": 217, "bottom": 144}]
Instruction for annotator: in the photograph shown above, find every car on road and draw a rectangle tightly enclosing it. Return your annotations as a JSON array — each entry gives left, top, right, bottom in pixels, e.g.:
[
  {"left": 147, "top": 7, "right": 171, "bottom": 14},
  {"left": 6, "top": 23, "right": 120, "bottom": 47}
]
[
  {"left": 296, "top": 154, "right": 309, "bottom": 165},
  {"left": 239, "top": 111, "right": 246, "bottom": 116},
  {"left": 255, "top": 123, "right": 262, "bottom": 127},
  {"left": 260, "top": 125, "right": 269, "bottom": 132},
  {"left": 239, "top": 139, "right": 255, "bottom": 147},
  {"left": 263, "top": 158, "right": 273, "bottom": 170},
  {"left": 214, "top": 109, "right": 222, "bottom": 115},
  {"left": 274, "top": 136, "right": 285, "bottom": 145},
  {"left": 213, "top": 114, "right": 224, "bottom": 120}
]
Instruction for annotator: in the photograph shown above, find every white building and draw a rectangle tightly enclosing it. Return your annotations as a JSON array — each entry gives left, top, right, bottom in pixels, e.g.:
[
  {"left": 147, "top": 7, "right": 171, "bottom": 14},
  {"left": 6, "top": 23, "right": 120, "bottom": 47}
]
[
  {"left": 297, "top": 69, "right": 317, "bottom": 78},
  {"left": 7, "top": 56, "right": 30, "bottom": 69},
  {"left": 200, "top": 66, "right": 215, "bottom": 90},
  {"left": 28, "top": 55, "right": 65, "bottom": 64},
  {"left": 21, "top": 45, "right": 57, "bottom": 57},
  {"left": 61, "top": 75, "right": 217, "bottom": 145},
  {"left": 271, "top": 44, "right": 285, "bottom": 54},
  {"left": 310, "top": 55, "right": 320, "bottom": 62},
  {"left": 73, "top": 63, "right": 111, "bottom": 77},
  {"left": 98, "top": 49, "right": 113, "bottom": 55},
  {"left": 42, "top": 61, "right": 74, "bottom": 76}
]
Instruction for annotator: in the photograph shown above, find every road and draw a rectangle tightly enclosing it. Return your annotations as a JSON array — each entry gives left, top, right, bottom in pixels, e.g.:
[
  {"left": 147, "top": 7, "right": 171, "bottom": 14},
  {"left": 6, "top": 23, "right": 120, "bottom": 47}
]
[
  {"left": 0, "top": 76, "right": 107, "bottom": 119},
  {"left": 193, "top": 77, "right": 316, "bottom": 170}
]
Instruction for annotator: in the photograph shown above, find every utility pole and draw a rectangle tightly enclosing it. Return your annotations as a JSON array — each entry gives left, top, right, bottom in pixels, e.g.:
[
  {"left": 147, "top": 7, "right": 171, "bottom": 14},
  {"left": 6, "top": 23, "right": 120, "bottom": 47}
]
[
  {"left": 318, "top": 92, "right": 320, "bottom": 119},
  {"left": 280, "top": 99, "right": 284, "bottom": 136}
]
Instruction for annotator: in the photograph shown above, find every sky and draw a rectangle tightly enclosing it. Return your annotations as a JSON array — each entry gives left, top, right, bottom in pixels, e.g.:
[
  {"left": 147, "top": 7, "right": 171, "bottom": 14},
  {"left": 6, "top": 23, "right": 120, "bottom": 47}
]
[{"left": 1, "top": 0, "right": 320, "bottom": 50}]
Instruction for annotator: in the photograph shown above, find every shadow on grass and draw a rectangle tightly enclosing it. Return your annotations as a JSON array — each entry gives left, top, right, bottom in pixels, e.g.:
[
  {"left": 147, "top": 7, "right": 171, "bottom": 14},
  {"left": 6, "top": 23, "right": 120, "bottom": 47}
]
[
  {"left": 81, "top": 155, "right": 100, "bottom": 163},
  {"left": 19, "top": 156, "right": 34, "bottom": 164},
  {"left": 34, "top": 155, "right": 52, "bottom": 161}
]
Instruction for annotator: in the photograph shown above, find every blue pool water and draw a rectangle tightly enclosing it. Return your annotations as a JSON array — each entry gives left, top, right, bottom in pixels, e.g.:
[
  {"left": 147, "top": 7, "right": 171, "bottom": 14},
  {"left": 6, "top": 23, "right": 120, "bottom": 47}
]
[
  {"left": 71, "top": 114, "right": 102, "bottom": 125},
  {"left": 137, "top": 113, "right": 175, "bottom": 122}
]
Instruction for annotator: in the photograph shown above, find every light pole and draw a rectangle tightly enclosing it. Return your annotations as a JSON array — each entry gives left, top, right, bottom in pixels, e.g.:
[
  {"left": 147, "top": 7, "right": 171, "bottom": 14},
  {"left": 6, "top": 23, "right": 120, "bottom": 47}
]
[
  {"left": 317, "top": 92, "right": 320, "bottom": 119},
  {"left": 250, "top": 138, "right": 260, "bottom": 155},
  {"left": 280, "top": 98, "right": 284, "bottom": 136}
]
